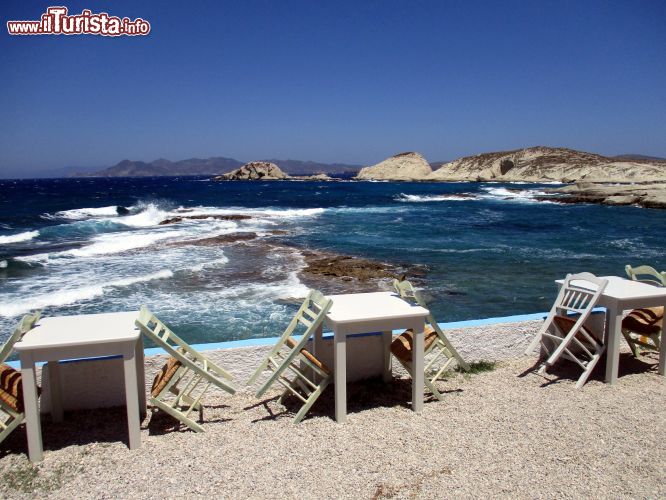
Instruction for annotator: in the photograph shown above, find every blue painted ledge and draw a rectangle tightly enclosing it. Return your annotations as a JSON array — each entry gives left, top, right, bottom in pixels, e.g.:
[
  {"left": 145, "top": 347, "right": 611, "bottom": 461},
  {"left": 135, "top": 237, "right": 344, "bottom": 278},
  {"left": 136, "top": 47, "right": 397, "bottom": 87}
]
[{"left": 7, "top": 309, "right": 605, "bottom": 369}]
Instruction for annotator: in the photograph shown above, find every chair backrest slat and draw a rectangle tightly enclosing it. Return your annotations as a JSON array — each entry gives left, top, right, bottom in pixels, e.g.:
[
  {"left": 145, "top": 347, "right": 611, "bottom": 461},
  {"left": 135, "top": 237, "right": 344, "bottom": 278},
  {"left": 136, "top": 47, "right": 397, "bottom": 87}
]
[
  {"left": 136, "top": 306, "right": 234, "bottom": 389},
  {"left": 625, "top": 264, "right": 666, "bottom": 287},
  {"left": 0, "top": 312, "right": 41, "bottom": 363}
]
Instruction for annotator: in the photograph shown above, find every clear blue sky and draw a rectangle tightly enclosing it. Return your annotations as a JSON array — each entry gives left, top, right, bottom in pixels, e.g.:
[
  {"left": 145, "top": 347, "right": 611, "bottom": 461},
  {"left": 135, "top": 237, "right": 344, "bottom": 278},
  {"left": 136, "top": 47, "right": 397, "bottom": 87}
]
[{"left": 1, "top": 0, "right": 665, "bottom": 176}]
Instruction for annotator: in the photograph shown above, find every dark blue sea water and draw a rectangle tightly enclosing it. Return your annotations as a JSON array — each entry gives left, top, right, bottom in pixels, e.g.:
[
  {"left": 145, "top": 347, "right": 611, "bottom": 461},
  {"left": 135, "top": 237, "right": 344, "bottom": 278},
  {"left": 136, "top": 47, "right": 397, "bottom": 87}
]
[{"left": 1, "top": 176, "right": 664, "bottom": 345}]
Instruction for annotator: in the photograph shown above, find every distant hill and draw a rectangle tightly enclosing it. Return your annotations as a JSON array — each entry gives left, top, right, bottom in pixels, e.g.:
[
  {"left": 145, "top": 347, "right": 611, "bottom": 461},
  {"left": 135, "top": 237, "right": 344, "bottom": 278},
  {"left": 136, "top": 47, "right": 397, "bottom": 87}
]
[
  {"left": 76, "top": 157, "right": 361, "bottom": 177},
  {"left": 612, "top": 154, "right": 666, "bottom": 162},
  {"left": 76, "top": 157, "right": 243, "bottom": 177}
]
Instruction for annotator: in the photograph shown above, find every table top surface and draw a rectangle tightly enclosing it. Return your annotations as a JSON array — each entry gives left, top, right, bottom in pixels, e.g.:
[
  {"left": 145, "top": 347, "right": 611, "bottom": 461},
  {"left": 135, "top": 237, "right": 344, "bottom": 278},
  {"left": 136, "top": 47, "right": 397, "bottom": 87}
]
[
  {"left": 556, "top": 276, "right": 666, "bottom": 301},
  {"left": 15, "top": 311, "right": 140, "bottom": 351},
  {"left": 325, "top": 292, "right": 429, "bottom": 325}
]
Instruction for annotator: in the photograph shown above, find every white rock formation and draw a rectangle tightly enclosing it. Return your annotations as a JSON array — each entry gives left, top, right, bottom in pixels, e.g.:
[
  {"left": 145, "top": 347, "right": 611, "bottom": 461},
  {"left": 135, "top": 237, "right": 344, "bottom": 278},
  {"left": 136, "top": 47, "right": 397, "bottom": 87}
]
[
  {"left": 355, "top": 152, "right": 432, "bottom": 181},
  {"left": 428, "top": 146, "right": 666, "bottom": 183}
]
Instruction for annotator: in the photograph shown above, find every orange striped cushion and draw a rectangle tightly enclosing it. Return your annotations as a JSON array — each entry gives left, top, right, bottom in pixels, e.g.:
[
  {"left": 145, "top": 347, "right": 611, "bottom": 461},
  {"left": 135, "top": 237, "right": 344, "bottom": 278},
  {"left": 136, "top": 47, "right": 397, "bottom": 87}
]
[
  {"left": 622, "top": 307, "right": 664, "bottom": 336},
  {"left": 0, "top": 364, "right": 24, "bottom": 413},
  {"left": 391, "top": 327, "right": 439, "bottom": 363},
  {"left": 151, "top": 357, "right": 182, "bottom": 398}
]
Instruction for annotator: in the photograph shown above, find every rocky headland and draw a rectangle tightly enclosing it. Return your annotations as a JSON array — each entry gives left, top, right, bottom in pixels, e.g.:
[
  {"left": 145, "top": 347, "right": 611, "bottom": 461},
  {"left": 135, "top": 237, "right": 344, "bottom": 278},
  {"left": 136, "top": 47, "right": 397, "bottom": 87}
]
[
  {"left": 429, "top": 146, "right": 666, "bottom": 183},
  {"left": 353, "top": 147, "right": 666, "bottom": 208},
  {"left": 356, "top": 147, "right": 666, "bottom": 184}
]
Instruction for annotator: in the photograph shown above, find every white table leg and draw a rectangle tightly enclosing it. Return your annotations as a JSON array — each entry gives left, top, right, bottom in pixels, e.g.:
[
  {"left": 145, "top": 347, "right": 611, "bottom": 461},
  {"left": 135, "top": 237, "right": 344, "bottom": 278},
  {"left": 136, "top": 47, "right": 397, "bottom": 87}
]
[
  {"left": 412, "top": 320, "right": 425, "bottom": 413},
  {"left": 122, "top": 350, "right": 141, "bottom": 450},
  {"left": 47, "top": 361, "right": 64, "bottom": 423},
  {"left": 605, "top": 307, "right": 622, "bottom": 384},
  {"left": 19, "top": 353, "right": 43, "bottom": 462},
  {"left": 334, "top": 327, "right": 347, "bottom": 423},
  {"left": 659, "top": 303, "right": 666, "bottom": 375},
  {"left": 134, "top": 338, "right": 146, "bottom": 419},
  {"left": 382, "top": 331, "right": 393, "bottom": 382}
]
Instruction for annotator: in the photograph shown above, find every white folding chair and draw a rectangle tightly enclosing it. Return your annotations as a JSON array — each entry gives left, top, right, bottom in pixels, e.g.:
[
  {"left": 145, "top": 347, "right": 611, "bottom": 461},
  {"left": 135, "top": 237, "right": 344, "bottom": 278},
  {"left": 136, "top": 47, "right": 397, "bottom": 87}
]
[
  {"left": 136, "top": 306, "right": 236, "bottom": 432},
  {"left": 0, "top": 312, "right": 41, "bottom": 444},
  {"left": 392, "top": 278, "right": 470, "bottom": 400},
  {"left": 247, "top": 290, "right": 333, "bottom": 423},
  {"left": 525, "top": 272, "right": 608, "bottom": 388},
  {"left": 622, "top": 264, "right": 665, "bottom": 356}
]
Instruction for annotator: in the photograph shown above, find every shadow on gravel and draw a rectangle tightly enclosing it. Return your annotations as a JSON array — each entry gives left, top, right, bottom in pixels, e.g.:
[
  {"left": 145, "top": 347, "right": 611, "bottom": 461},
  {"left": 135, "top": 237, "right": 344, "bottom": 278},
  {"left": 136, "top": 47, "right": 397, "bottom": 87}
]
[
  {"left": 0, "top": 402, "right": 235, "bottom": 458},
  {"left": 518, "top": 351, "right": 659, "bottom": 387},
  {"left": 1, "top": 406, "right": 141, "bottom": 458},
  {"left": 250, "top": 376, "right": 462, "bottom": 423},
  {"left": 146, "top": 404, "right": 232, "bottom": 435}
]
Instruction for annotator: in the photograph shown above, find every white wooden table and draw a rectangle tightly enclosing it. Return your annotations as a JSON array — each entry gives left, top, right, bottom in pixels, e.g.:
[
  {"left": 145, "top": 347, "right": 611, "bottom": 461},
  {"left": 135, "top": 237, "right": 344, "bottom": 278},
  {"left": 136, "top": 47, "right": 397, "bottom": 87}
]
[
  {"left": 321, "top": 292, "right": 429, "bottom": 423},
  {"left": 14, "top": 311, "right": 146, "bottom": 462},
  {"left": 557, "top": 276, "right": 666, "bottom": 383}
]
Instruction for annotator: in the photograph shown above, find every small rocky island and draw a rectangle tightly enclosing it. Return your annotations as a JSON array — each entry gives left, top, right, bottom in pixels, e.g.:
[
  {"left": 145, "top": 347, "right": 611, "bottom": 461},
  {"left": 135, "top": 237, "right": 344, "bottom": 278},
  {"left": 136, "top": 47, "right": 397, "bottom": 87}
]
[{"left": 213, "top": 161, "right": 331, "bottom": 181}]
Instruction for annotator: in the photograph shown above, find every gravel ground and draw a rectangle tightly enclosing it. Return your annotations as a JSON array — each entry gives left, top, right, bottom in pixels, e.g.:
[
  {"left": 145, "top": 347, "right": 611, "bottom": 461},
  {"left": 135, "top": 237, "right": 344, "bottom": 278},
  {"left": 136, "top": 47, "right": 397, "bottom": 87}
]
[{"left": 1, "top": 347, "right": 664, "bottom": 499}]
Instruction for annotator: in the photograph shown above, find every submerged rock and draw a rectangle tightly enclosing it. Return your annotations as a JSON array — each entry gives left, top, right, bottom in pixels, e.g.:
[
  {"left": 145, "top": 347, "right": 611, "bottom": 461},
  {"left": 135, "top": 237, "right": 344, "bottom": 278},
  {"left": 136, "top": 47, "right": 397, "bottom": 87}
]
[
  {"left": 159, "top": 214, "right": 252, "bottom": 225},
  {"left": 167, "top": 232, "right": 257, "bottom": 247}
]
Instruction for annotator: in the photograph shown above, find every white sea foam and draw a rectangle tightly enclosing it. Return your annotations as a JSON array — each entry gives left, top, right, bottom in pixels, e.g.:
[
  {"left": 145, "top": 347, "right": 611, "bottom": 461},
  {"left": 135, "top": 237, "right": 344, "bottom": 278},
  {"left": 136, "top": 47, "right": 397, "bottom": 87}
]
[
  {"left": 0, "top": 270, "right": 173, "bottom": 317},
  {"left": 187, "top": 255, "right": 229, "bottom": 272},
  {"left": 51, "top": 205, "right": 120, "bottom": 220},
  {"left": 395, "top": 193, "right": 476, "bottom": 202},
  {"left": 0, "top": 260, "right": 7, "bottom": 269},
  {"left": 65, "top": 231, "right": 184, "bottom": 258},
  {"left": 174, "top": 206, "right": 325, "bottom": 219},
  {"left": 479, "top": 187, "right": 552, "bottom": 203},
  {"left": 114, "top": 204, "right": 169, "bottom": 227},
  {"left": 0, "top": 230, "right": 39, "bottom": 244}
]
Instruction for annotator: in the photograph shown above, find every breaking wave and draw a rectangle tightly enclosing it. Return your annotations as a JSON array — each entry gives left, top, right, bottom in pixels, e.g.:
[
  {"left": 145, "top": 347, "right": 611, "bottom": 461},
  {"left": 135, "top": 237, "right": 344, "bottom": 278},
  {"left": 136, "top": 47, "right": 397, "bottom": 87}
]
[
  {"left": 0, "top": 230, "right": 39, "bottom": 244},
  {"left": 395, "top": 193, "right": 477, "bottom": 202},
  {"left": 0, "top": 269, "right": 174, "bottom": 318}
]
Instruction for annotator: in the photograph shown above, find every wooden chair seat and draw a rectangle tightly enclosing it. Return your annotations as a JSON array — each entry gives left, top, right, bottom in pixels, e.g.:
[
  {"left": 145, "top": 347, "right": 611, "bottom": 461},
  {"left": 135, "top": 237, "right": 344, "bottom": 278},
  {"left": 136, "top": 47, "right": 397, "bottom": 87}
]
[
  {"left": 622, "top": 307, "right": 664, "bottom": 336},
  {"left": 150, "top": 357, "right": 182, "bottom": 398},
  {"left": 285, "top": 337, "right": 331, "bottom": 374},
  {"left": 390, "top": 327, "right": 438, "bottom": 363}
]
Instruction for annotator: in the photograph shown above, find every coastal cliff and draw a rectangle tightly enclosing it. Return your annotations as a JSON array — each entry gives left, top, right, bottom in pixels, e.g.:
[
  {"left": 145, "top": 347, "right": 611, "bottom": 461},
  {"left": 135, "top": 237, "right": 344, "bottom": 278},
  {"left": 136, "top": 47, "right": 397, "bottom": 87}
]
[
  {"left": 430, "top": 146, "right": 666, "bottom": 183},
  {"left": 356, "top": 147, "right": 666, "bottom": 183},
  {"left": 355, "top": 152, "right": 432, "bottom": 181}
]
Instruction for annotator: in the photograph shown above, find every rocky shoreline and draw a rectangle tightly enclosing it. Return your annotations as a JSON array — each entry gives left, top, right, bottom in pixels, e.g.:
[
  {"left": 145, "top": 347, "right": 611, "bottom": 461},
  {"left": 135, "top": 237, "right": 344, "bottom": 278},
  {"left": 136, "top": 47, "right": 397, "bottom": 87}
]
[
  {"left": 154, "top": 212, "right": 424, "bottom": 293},
  {"left": 536, "top": 182, "right": 666, "bottom": 209}
]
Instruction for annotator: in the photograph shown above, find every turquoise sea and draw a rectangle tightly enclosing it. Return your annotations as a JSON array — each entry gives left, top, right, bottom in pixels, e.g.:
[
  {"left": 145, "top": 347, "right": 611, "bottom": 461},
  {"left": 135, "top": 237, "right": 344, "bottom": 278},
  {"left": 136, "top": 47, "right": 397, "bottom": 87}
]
[{"left": 1, "top": 176, "right": 664, "bottom": 345}]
